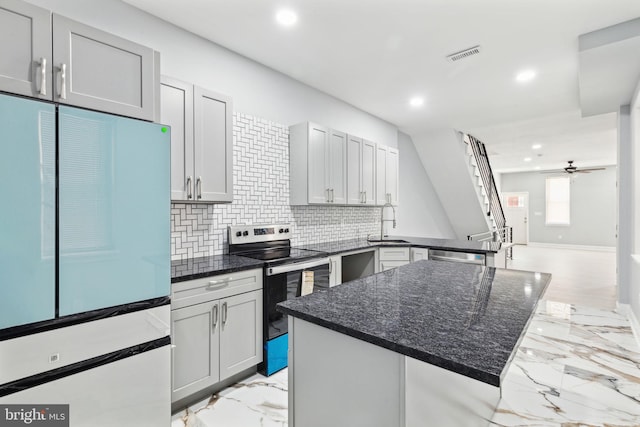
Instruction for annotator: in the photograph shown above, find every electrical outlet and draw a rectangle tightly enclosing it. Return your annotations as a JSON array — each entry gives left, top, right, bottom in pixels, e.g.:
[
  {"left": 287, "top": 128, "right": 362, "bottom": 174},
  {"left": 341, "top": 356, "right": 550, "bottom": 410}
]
[{"left": 49, "top": 353, "right": 60, "bottom": 363}]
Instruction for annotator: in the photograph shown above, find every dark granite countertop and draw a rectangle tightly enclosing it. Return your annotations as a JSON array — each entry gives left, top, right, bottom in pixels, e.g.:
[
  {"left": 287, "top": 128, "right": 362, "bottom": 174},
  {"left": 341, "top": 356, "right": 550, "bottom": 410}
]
[
  {"left": 297, "top": 235, "right": 501, "bottom": 255},
  {"left": 277, "top": 260, "right": 551, "bottom": 387},
  {"left": 171, "top": 255, "right": 265, "bottom": 283}
]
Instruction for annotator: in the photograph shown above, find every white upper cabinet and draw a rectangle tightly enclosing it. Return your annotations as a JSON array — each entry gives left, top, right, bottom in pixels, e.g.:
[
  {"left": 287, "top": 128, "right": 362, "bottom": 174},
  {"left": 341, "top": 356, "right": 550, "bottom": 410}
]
[
  {"left": 347, "top": 135, "right": 376, "bottom": 205},
  {"left": 0, "top": 0, "right": 52, "bottom": 100},
  {"left": 161, "top": 76, "right": 233, "bottom": 203},
  {"left": 375, "top": 144, "right": 388, "bottom": 205},
  {"left": 0, "top": 0, "right": 157, "bottom": 120},
  {"left": 290, "top": 122, "right": 347, "bottom": 205},
  {"left": 307, "top": 123, "right": 330, "bottom": 204},
  {"left": 194, "top": 86, "right": 233, "bottom": 202},
  {"left": 52, "top": 15, "right": 155, "bottom": 121},
  {"left": 375, "top": 144, "right": 399, "bottom": 206},
  {"left": 161, "top": 77, "right": 193, "bottom": 201},
  {"left": 346, "top": 135, "right": 363, "bottom": 204},
  {"left": 291, "top": 121, "right": 397, "bottom": 206},
  {"left": 386, "top": 147, "right": 399, "bottom": 205},
  {"left": 328, "top": 128, "right": 347, "bottom": 204},
  {"left": 362, "top": 140, "right": 376, "bottom": 205}
]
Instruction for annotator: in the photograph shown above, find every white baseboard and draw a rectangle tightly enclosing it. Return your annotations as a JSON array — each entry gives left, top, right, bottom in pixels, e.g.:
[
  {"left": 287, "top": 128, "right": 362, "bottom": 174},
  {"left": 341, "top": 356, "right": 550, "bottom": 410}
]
[
  {"left": 527, "top": 242, "right": 616, "bottom": 252},
  {"left": 616, "top": 303, "right": 640, "bottom": 348}
]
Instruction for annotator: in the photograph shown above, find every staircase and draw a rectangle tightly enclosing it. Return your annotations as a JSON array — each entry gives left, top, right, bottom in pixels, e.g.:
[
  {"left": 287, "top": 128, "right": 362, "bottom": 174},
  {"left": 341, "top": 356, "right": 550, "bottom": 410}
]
[
  {"left": 463, "top": 134, "right": 505, "bottom": 234},
  {"left": 463, "top": 134, "right": 512, "bottom": 254}
]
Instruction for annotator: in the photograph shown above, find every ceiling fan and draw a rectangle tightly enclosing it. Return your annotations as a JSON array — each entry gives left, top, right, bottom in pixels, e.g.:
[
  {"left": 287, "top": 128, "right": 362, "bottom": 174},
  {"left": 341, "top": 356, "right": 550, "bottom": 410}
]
[
  {"left": 541, "top": 160, "right": 606, "bottom": 174},
  {"left": 562, "top": 160, "right": 605, "bottom": 174}
]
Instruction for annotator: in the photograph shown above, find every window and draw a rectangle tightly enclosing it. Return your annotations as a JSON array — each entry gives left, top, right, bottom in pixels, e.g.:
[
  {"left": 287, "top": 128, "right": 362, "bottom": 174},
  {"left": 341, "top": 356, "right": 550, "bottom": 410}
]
[
  {"left": 545, "top": 177, "right": 570, "bottom": 225},
  {"left": 506, "top": 195, "right": 525, "bottom": 208}
]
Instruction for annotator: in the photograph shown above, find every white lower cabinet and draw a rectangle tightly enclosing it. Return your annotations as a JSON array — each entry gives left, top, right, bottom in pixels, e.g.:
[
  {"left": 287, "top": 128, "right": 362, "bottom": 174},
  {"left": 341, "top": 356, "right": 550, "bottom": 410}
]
[
  {"left": 170, "top": 269, "right": 263, "bottom": 403},
  {"left": 410, "top": 247, "right": 429, "bottom": 262},
  {"left": 219, "top": 291, "right": 263, "bottom": 380},
  {"left": 378, "top": 247, "right": 410, "bottom": 271}
]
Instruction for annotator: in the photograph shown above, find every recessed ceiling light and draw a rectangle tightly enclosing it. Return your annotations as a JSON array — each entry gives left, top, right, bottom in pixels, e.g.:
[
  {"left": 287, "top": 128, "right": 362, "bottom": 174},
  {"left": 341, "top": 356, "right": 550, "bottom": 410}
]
[
  {"left": 535, "top": 166, "right": 541, "bottom": 170},
  {"left": 524, "top": 157, "right": 532, "bottom": 162},
  {"left": 516, "top": 69, "right": 536, "bottom": 83},
  {"left": 276, "top": 9, "right": 297, "bottom": 27},
  {"left": 532, "top": 144, "right": 542, "bottom": 150},
  {"left": 409, "top": 97, "right": 424, "bottom": 107}
]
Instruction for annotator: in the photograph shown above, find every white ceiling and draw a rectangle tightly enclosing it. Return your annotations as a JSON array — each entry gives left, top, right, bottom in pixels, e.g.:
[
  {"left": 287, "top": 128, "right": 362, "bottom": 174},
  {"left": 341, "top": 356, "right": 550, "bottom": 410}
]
[{"left": 124, "top": 0, "right": 640, "bottom": 173}]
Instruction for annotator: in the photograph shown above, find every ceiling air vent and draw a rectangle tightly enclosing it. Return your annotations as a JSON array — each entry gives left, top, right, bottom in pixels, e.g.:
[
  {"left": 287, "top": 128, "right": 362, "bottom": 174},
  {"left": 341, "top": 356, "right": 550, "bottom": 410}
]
[{"left": 446, "top": 45, "right": 481, "bottom": 62}]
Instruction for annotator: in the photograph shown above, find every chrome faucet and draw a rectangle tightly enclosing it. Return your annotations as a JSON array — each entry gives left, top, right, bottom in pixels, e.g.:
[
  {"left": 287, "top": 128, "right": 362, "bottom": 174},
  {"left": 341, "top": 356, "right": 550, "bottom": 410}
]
[{"left": 380, "top": 202, "right": 396, "bottom": 239}]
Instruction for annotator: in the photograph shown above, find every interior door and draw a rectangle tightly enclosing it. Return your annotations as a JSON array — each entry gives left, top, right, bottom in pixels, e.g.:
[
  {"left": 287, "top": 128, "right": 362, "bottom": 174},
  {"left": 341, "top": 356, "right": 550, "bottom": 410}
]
[
  {"left": 502, "top": 192, "right": 529, "bottom": 245},
  {"left": 0, "top": 94, "right": 55, "bottom": 329}
]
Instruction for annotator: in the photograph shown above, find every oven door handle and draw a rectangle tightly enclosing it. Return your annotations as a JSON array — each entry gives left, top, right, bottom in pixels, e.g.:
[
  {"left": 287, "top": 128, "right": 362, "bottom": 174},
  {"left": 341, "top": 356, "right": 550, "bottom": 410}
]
[{"left": 266, "top": 258, "right": 330, "bottom": 276}]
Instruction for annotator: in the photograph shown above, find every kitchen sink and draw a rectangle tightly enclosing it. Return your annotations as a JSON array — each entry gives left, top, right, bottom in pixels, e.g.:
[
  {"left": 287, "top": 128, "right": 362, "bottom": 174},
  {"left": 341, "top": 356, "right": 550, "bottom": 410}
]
[{"left": 367, "top": 239, "right": 408, "bottom": 244}]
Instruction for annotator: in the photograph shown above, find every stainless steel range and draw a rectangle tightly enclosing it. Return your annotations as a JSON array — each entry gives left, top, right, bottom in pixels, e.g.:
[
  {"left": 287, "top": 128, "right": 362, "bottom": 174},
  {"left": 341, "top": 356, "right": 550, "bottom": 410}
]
[{"left": 228, "top": 224, "right": 329, "bottom": 376}]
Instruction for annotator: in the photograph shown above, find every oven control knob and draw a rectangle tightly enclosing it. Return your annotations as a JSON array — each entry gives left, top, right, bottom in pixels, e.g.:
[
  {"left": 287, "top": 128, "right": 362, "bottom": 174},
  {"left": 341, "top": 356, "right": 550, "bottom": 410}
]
[
  {"left": 235, "top": 231, "right": 242, "bottom": 237},
  {"left": 243, "top": 231, "right": 249, "bottom": 236},
  {"left": 285, "top": 228, "right": 289, "bottom": 233},
  {"left": 279, "top": 228, "right": 284, "bottom": 233}
]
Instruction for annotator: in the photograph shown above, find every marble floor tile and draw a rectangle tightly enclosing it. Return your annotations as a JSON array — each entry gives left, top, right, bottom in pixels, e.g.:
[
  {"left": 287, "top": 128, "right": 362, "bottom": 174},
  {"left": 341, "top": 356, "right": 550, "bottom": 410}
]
[
  {"left": 490, "top": 302, "right": 640, "bottom": 426},
  {"left": 171, "top": 370, "right": 288, "bottom": 427}
]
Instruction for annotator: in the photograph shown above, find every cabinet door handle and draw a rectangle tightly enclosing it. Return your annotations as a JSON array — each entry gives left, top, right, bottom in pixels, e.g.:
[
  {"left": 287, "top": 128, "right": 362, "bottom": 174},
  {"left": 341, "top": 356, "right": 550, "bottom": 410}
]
[
  {"left": 221, "top": 302, "right": 228, "bottom": 325},
  {"left": 39, "top": 57, "right": 47, "bottom": 96},
  {"left": 331, "top": 188, "right": 334, "bottom": 203},
  {"left": 59, "top": 63, "right": 67, "bottom": 100},
  {"left": 186, "top": 176, "right": 193, "bottom": 199},
  {"left": 326, "top": 188, "right": 330, "bottom": 203},
  {"left": 212, "top": 304, "right": 219, "bottom": 328},
  {"left": 196, "top": 176, "right": 202, "bottom": 200},
  {"left": 207, "top": 278, "right": 232, "bottom": 290}
]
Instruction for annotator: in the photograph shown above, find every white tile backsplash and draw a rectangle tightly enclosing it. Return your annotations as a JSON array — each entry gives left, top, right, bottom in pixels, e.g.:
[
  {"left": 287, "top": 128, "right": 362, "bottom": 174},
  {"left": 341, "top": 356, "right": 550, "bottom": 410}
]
[{"left": 171, "top": 113, "right": 381, "bottom": 260}]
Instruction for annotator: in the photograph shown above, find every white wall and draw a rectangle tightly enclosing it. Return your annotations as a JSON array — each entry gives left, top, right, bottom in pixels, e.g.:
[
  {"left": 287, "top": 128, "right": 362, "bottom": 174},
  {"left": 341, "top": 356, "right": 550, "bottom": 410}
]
[
  {"left": 501, "top": 168, "right": 617, "bottom": 247},
  {"left": 618, "top": 105, "right": 632, "bottom": 304},
  {"left": 395, "top": 132, "right": 456, "bottom": 238},
  {"left": 412, "top": 129, "right": 490, "bottom": 240},
  {"left": 25, "top": 0, "right": 397, "bottom": 146},
  {"left": 630, "top": 80, "right": 640, "bottom": 319}
]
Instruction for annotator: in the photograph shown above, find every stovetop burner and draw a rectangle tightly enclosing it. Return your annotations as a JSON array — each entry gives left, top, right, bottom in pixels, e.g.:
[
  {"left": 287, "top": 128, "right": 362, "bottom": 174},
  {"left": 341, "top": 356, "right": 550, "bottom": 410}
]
[
  {"left": 227, "top": 224, "right": 328, "bottom": 266},
  {"left": 237, "top": 247, "right": 327, "bottom": 265}
]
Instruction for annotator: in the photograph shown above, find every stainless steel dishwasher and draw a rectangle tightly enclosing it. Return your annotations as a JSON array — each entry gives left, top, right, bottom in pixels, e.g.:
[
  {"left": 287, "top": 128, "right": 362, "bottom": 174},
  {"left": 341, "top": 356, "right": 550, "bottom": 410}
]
[{"left": 428, "top": 249, "right": 485, "bottom": 265}]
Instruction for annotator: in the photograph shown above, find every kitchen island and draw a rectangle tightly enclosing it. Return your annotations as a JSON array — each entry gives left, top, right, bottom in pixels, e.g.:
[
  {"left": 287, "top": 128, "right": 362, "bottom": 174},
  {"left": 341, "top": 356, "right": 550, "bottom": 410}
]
[{"left": 277, "top": 260, "right": 551, "bottom": 427}]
